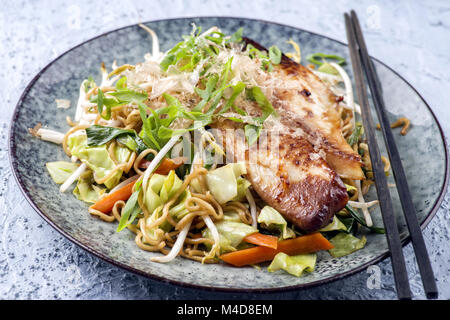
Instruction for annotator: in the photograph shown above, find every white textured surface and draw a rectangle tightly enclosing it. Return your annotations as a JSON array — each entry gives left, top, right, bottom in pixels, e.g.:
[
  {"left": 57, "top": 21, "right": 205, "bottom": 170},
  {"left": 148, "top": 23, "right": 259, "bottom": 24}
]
[{"left": 0, "top": 0, "right": 449, "bottom": 299}]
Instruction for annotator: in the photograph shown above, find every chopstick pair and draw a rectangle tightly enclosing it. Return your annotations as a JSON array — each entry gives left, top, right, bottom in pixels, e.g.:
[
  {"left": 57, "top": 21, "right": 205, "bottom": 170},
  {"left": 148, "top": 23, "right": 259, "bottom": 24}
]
[{"left": 344, "top": 11, "right": 438, "bottom": 300}]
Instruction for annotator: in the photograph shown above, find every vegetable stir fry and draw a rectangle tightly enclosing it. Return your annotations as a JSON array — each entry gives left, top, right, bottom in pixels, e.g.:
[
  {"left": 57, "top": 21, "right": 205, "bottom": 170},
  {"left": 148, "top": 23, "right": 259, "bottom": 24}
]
[{"left": 33, "top": 24, "right": 396, "bottom": 278}]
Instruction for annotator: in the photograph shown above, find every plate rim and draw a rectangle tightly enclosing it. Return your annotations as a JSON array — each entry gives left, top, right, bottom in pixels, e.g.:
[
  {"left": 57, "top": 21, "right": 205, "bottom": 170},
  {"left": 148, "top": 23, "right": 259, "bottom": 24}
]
[{"left": 8, "top": 16, "right": 449, "bottom": 294}]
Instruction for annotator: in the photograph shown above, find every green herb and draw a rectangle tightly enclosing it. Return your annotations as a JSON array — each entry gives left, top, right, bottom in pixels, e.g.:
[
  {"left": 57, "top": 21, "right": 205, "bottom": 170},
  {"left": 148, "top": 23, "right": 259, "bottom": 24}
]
[
  {"left": 97, "top": 89, "right": 110, "bottom": 120},
  {"left": 244, "top": 124, "right": 261, "bottom": 146},
  {"left": 306, "top": 52, "right": 346, "bottom": 66},
  {"left": 345, "top": 205, "right": 385, "bottom": 234},
  {"left": 347, "top": 122, "right": 363, "bottom": 146},
  {"left": 261, "top": 59, "right": 273, "bottom": 72},
  {"left": 90, "top": 87, "right": 148, "bottom": 115},
  {"left": 205, "top": 31, "right": 226, "bottom": 45},
  {"left": 268, "top": 45, "right": 282, "bottom": 64},
  {"left": 250, "top": 86, "right": 277, "bottom": 121},
  {"left": 192, "top": 74, "right": 220, "bottom": 112},
  {"left": 229, "top": 27, "right": 243, "bottom": 43},
  {"left": 194, "top": 57, "right": 241, "bottom": 118},
  {"left": 117, "top": 188, "right": 141, "bottom": 232},
  {"left": 247, "top": 44, "right": 263, "bottom": 59},
  {"left": 161, "top": 26, "right": 243, "bottom": 72},
  {"left": 108, "top": 90, "right": 147, "bottom": 104},
  {"left": 137, "top": 94, "right": 212, "bottom": 148},
  {"left": 138, "top": 103, "right": 164, "bottom": 150},
  {"left": 339, "top": 216, "right": 358, "bottom": 235},
  {"left": 160, "top": 54, "right": 176, "bottom": 71},
  {"left": 206, "top": 58, "right": 235, "bottom": 114},
  {"left": 89, "top": 86, "right": 158, "bottom": 150},
  {"left": 115, "top": 76, "right": 127, "bottom": 90},
  {"left": 85, "top": 125, "right": 148, "bottom": 154},
  {"left": 84, "top": 76, "right": 96, "bottom": 93},
  {"left": 246, "top": 44, "right": 281, "bottom": 71},
  {"left": 220, "top": 81, "right": 246, "bottom": 115},
  {"left": 159, "top": 25, "right": 220, "bottom": 72},
  {"left": 219, "top": 57, "right": 233, "bottom": 88},
  {"left": 247, "top": 44, "right": 270, "bottom": 71},
  {"left": 226, "top": 117, "right": 244, "bottom": 123},
  {"left": 243, "top": 86, "right": 277, "bottom": 145}
]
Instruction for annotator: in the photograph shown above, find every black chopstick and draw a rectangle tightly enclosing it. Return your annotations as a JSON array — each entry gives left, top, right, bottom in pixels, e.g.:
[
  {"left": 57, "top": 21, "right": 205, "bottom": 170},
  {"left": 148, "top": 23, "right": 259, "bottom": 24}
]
[
  {"left": 344, "top": 13, "right": 412, "bottom": 300},
  {"left": 349, "top": 10, "right": 438, "bottom": 299}
]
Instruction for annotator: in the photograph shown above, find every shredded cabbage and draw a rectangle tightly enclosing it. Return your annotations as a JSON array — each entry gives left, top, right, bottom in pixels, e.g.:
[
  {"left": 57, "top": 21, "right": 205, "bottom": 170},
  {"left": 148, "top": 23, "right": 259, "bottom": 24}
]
[
  {"left": 205, "top": 162, "right": 247, "bottom": 204},
  {"left": 268, "top": 253, "right": 316, "bottom": 277},
  {"left": 68, "top": 132, "right": 123, "bottom": 189},
  {"left": 328, "top": 233, "right": 367, "bottom": 258},
  {"left": 144, "top": 170, "right": 188, "bottom": 235},
  {"left": 45, "top": 161, "right": 79, "bottom": 184},
  {"left": 202, "top": 220, "right": 257, "bottom": 254},
  {"left": 73, "top": 170, "right": 106, "bottom": 203},
  {"left": 258, "top": 206, "right": 295, "bottom": 239},
  {"left": 222, "top": 211, "right": 242, "bottom": 222},
  {"left": 319, "top": 216, "right": 347, "bottom": 232}
]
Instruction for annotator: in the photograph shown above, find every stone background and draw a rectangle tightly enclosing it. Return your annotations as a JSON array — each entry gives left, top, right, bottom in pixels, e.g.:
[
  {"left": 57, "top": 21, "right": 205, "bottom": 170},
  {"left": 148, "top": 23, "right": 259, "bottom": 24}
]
[{"left": 0, "top": 0, "right": 449, "bottom": 299}]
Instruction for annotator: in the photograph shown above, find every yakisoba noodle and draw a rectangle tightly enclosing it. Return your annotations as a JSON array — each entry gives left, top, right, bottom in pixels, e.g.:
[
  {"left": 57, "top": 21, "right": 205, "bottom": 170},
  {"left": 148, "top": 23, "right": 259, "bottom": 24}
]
[
  {"left": 35, "top": 25, "right": 411, "bottom": 276},
  {"left": 89, "top": 166, "right": 225, "bottom": 263},
  {"left": 135, "top": 167, "right": 225, "bottom": 262}
]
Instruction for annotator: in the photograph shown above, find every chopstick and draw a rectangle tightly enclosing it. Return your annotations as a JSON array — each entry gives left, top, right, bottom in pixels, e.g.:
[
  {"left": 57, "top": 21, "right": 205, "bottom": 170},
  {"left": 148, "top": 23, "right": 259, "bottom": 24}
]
[
  {"left": 344, "top": 13, "right": 412, "bottom": 300},
  {"left": 348, "top": 10, "right": 438, "bottom": 299}
]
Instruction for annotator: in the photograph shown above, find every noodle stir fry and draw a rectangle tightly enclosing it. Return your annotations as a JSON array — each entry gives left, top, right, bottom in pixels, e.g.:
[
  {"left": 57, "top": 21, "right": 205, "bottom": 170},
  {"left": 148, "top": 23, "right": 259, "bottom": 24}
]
[{"left": 33, "top": 25, "right": 408, "bottom": 277}]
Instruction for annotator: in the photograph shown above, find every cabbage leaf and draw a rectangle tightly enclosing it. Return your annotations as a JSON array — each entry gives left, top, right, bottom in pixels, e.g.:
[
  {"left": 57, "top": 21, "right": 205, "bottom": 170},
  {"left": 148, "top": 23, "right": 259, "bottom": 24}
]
[
  {"left": 142, "top": 170, "right": 188, "bottom": 236},
  {"left": 268, "top": 253, "right": 317, "bottom": 277},
  {"left": 73, "top": 170, "right": 106, "bottom": 203},
  {"left": 319, "top": 216, "right": 347, "bottom": 232},
  {"left": 258, "top": 206, "right": 295, "bottom": 239},
  {"left": 202, "top": 220, "right": 257, "bottom": 254},
  {"left": 328, "top": 233, "right": 367, "bottom": 258},
  {"left": 205, "top": 162, "right": 247, "bottom": 204},
  {"left": 46, "top": 161, "right": 79, "bottom": 184},
  {"left": 68, "top": 132, "right": 123, "bottom": 189},
  {"left": 222, "top": 211, "right": 242, "bottom": 223}
]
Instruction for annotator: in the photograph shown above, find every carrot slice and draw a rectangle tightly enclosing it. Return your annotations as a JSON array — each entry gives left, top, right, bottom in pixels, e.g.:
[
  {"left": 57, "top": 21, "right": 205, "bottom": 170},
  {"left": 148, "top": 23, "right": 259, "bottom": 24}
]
[
  {"left": 220, "top": 233, "right": 334, "bottom": 267},
  {"left": 90, "top": 180, "right": 136, "bottom": 213},
  {"left": 244, "top": 233, "right": 278, "bottom": 249},
  {"left": 139, "top": 157, "right": 185, "bottom": 175}
]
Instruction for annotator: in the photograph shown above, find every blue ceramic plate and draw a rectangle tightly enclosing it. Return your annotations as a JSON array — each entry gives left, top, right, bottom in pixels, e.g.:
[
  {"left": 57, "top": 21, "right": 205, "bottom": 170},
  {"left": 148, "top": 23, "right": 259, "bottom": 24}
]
[{"left": 9, "top": 17, "right": 448, "bottom": 292}]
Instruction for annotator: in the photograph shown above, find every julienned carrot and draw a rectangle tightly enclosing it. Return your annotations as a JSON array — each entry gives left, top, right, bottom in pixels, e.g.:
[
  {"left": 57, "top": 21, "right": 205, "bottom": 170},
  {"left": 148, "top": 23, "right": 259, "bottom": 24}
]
[
  {"left": 220, "top": 233, "right": 334, "bottom": 267},
  {"left": 244, "top": 233, "right": 278, "bottom": 249},
  {"left": 139, "top": 157, "right": 185, "bottom": 175},
  {"left": 90, "top": 180, "right": 136, "bottom": 213}
]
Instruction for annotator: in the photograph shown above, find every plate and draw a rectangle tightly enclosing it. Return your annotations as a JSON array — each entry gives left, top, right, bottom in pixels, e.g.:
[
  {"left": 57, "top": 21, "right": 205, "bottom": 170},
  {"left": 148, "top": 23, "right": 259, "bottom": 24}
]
[{"left": 9, "top": 17, "right": 448, "bottom": 292}]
